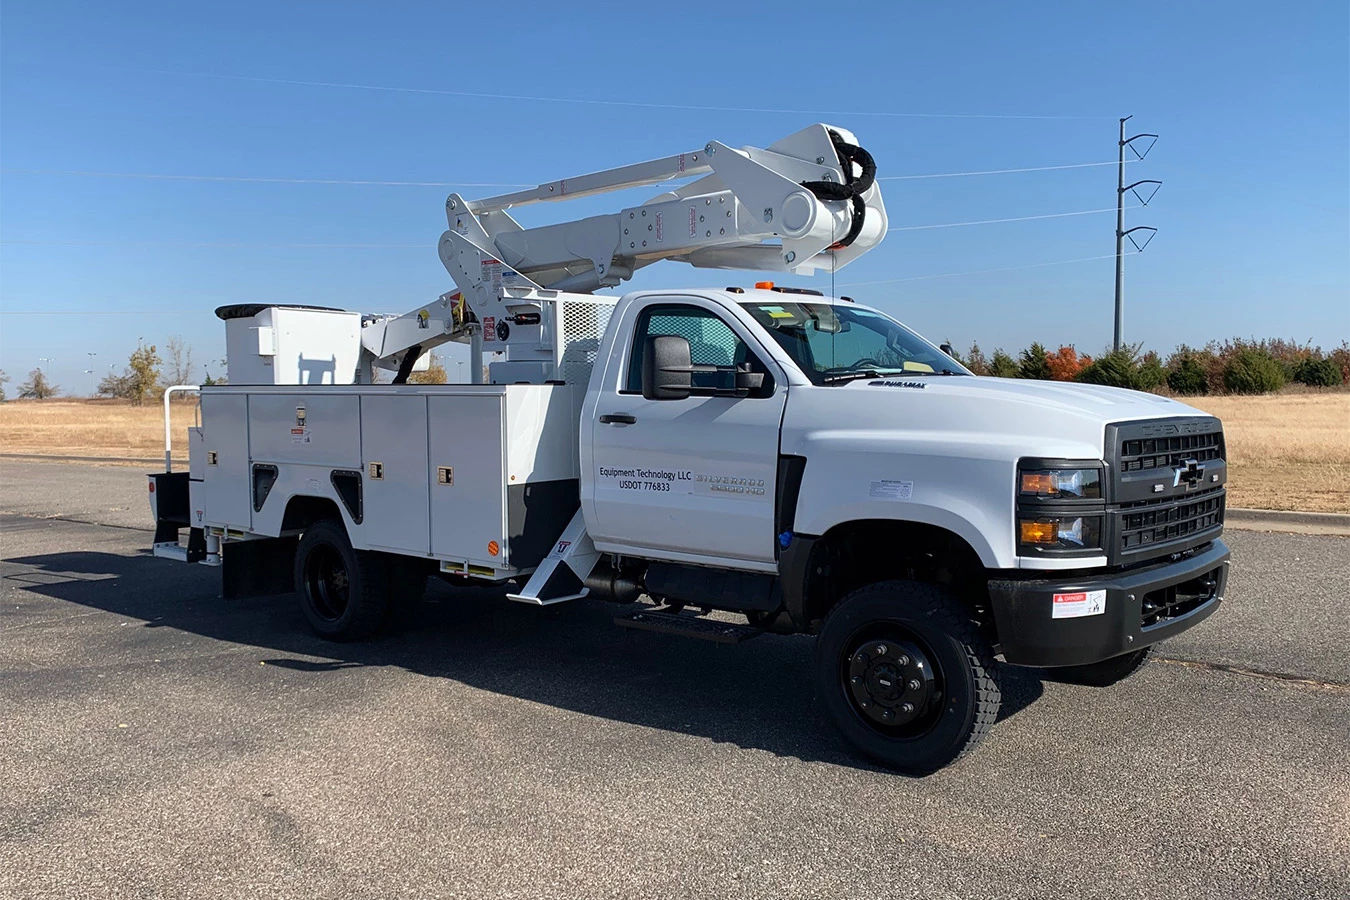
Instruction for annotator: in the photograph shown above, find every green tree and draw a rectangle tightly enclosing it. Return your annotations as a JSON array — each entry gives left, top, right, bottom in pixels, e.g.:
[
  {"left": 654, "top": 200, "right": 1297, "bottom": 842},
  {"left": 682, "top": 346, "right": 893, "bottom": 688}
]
[
  {"left": 1018, "top": 342, "right": 1052, "bottom": 380},
  {"left": 1222, "top": 348, "right": 1286, "bottom": 394},
  {"left": 989, "top": 349, "right": 1019, "bottom": 378},
  {"left": 408, "top": 352, "right": 449, "bottom": 385},
  {"left": 1167, "top": 354, "right": 1208, "bottom": 395},
  {"left": 126, "top": 342, "right": 163, "bottom": 405},
  {"left": 1076, "top": 350, "right": 1143, "bottom": 389},
  {"left": 1136, "top": 351, "right": 1167, "bottom": 390},
  {"left": 1292, "top": 357, "right": 1342, "bottom": 388},
  {"left": 962, "top": 343, "right": 991, "bottom": 376},
  {"left": 0, "top": 369, "right": 9, "bottom": 401},
  {"left": 19, "top": 368, "right": 60, "bottom": 399}
]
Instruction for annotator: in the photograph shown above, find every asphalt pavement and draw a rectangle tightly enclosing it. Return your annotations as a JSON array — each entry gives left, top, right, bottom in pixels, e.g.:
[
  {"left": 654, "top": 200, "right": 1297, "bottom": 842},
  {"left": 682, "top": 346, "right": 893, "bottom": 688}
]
[{"left": 1, "top": 460, "right": 1347, "bottom": 899}]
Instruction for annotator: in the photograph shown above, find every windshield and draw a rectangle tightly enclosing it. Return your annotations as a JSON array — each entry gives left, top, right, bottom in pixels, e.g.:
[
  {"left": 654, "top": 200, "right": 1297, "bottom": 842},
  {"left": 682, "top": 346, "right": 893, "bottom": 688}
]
[{"left": 742, "top": 300, "right": 970, "bottom": 385}]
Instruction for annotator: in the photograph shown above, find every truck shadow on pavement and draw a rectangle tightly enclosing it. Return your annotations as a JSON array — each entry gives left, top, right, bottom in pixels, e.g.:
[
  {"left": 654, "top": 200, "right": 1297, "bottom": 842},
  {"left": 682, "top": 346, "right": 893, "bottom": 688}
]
[{"left": 5, "top": 548, "right": 1045, "bottom": 773}]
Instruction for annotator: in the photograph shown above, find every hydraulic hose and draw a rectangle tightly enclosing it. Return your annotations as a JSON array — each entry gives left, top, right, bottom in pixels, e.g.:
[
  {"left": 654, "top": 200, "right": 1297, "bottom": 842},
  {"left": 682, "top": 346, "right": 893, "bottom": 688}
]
[{"left": 799, "top": 130, "right": 877, "bottom": 249}]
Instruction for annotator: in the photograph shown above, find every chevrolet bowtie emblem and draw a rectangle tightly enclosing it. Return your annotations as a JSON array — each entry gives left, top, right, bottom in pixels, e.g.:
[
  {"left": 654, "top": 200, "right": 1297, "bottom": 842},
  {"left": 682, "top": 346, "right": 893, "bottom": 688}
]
[{"left": 1173, "top": 458, "right": 1203, "bottom": 489}]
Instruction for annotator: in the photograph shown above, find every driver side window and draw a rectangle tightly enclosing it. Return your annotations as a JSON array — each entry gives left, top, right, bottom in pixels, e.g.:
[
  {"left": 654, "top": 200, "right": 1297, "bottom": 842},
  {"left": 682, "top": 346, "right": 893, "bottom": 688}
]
[{"left": 624, "top": 304, "right": 770, "bottom": 394}]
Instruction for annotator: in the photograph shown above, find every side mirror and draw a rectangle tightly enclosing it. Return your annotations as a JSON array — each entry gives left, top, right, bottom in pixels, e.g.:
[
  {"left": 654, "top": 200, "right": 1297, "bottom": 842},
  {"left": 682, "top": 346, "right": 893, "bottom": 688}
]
[
  {"left": 940, "top": 342, "right": 956, "bottom": 358},
  {"left": 642, "top": 335, "right": 692, "bottom": 400}
]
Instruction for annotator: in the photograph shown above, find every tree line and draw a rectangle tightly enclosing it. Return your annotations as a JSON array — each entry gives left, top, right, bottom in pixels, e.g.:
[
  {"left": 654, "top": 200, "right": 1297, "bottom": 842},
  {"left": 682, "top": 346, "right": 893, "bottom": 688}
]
[
  {"left": 2, "top": 336, "right": 1344, "bottom": 402},
  {"left": 0, "top": 338, "right": 453, "bottom": 402},
  {"left": 954, "top": 338, "right": 1349, "bottom": 395}
]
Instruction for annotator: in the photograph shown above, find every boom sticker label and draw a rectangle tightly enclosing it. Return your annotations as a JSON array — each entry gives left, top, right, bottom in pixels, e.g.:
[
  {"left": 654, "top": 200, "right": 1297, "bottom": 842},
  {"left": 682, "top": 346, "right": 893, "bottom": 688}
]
[
  {"left": 1052, "top": 590, "right": 1107, "bottom": 619},
  {"left": 869, "top": 480, "right": 914, "bottom": 501}
]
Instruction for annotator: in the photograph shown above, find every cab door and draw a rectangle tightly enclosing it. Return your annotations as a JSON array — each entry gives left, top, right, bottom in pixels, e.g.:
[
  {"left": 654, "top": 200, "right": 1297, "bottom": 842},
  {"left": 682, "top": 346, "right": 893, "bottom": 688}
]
[{"left": 585, "top": 298, "right": 786, "bottom": 569}]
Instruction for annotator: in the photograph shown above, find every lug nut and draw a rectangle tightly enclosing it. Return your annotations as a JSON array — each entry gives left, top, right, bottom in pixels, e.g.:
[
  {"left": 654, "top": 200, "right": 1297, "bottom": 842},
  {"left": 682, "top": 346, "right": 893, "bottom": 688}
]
[
  {"left": 850, "top": 676, "right": 861, "bottom": 685},
  {"left": 907, "top": 679, "right": 921, "bottom": 692},
  {"left": 882, "top": 710, "right": 894, "bottom": 720},
  {"left": 901, "top": 703, "right": 915, "bottom": 715},
  {"left": 875, "top": 644, "right": 888, "bottom": 656},
  {"left": 896, "top": 655, "right": 910, "bottom": 666}
]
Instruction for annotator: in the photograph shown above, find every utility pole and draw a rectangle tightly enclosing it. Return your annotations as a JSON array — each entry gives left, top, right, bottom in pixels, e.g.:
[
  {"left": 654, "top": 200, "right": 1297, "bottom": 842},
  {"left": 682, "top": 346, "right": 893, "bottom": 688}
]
[
  {"left": 1113, "top": 116, "right": 1161, "bottom": 352},
  {"left": 87, "top": 351, "right": 97, "bottom": 396}
]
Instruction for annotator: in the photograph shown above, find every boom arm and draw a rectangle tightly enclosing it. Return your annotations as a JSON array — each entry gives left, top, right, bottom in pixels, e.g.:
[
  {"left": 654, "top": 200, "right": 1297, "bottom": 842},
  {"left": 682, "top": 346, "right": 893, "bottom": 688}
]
[{"left": 361, "top": 123, "right": 887, "bottom": 377}]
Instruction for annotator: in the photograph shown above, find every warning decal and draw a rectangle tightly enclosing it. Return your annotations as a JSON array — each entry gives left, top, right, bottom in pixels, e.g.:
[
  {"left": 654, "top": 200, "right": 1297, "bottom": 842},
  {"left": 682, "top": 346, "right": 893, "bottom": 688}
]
[
  {"left": 1052, "top": 590, "right": 1107, "bottom": 619},
  {"left": 869, "top": 480, "right": 914, "bottom": 501},
  {"left": 483, "top": 316, "right": 496, "bottom": 341}
]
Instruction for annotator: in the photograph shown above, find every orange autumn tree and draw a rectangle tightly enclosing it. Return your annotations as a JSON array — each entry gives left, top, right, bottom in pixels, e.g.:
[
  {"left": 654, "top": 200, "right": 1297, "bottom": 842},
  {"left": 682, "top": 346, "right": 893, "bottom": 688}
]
[{"left": 1046, "top": 345, "right": 1092, "bottom": 381}]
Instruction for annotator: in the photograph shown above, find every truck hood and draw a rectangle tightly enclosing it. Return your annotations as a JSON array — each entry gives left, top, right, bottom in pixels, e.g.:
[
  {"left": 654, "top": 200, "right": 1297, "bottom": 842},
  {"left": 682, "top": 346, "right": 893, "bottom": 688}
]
[
  {"left": 781, "top": 375, "right": 1213, "bottom": 465},
  {"left": 839, "top": 374, "right": 1200, "bottom": 421}
]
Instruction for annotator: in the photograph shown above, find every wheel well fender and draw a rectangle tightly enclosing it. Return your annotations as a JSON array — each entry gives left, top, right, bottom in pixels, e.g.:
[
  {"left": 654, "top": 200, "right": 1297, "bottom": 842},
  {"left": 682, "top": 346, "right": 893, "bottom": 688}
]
[
  {"left": 784, "top": 519, "right": 988, "bottom": 630},
  {"left": 281, "top": 495, "right": 344, "bottom": 534}
]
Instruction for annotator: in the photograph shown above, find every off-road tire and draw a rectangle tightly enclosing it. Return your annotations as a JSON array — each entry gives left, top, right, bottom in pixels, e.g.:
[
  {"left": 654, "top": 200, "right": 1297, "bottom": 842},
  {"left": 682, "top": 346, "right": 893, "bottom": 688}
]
[
  {"left": 814, "top": 580, "right": 1000, "bottom": 775},
  {"left": 294, "top": 519, "right": 389, "bottom": 641},
  {"left": 1048, "top": 645, "right": 1154, "bottom": 687}
]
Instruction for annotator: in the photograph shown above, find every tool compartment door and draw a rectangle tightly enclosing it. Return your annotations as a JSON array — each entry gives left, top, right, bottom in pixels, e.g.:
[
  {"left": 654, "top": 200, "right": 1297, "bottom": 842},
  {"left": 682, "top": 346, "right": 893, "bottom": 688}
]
[
  {"left": 361, "top": 394, "right": 431, "bottom": 555},
  {"left": 428, "top": 393, "right": 508, "bottom": 568},
  {"left": 199, "top": 392, "right": 252, "bottom": 530}
]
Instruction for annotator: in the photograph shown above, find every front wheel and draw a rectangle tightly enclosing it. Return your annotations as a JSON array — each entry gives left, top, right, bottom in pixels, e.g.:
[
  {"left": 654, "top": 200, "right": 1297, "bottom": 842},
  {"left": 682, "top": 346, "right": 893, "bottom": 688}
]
[{"left": 814, "top": 580, "right": 1000, "bottom": 775}]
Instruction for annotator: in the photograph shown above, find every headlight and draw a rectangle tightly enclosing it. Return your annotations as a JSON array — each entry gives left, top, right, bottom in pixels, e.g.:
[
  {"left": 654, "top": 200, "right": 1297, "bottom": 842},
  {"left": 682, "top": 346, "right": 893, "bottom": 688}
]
[
  {"left": 1018, "top": 515, "right": 1102, "bottom": 551},
  {"left": 1019, "top": 468, "right": 1101, "bottom": 500}
]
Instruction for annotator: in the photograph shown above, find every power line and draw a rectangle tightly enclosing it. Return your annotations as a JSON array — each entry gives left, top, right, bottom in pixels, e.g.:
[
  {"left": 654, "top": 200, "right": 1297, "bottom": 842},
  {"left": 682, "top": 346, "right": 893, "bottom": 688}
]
[
  {"left": 891, "top": 206, "right": 1137, "bottom": 232},
  {"left": 5, "top": 158, "right": 1138, "bottom": 188},
  {"left": 0, "top": 252, "right": 1145, "bottom": 315},
  {"left": 879, "top": 159, "right": 1139, "bottom": 180},
  {"left": 0, "top": 206, "right": 1137, "bottom": 249},
  {"left": 837, "top": 251, "right": 1140, "bottom": 288},
  {"left": 0, "top": 168, "right": 532, "bottom": 188},
  {"left": 115, "top": 65, "right": 1111, "bottom": 121},
  {"left": 1, "top": 239, "right": 425, "bottom": 248}
]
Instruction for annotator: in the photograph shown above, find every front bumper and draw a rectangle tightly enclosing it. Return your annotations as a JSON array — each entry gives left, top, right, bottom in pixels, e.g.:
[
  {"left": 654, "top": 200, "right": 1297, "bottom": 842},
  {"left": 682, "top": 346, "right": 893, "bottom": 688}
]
[{"left": 987, "top": 539, "right": 1229, "bottom": 667}]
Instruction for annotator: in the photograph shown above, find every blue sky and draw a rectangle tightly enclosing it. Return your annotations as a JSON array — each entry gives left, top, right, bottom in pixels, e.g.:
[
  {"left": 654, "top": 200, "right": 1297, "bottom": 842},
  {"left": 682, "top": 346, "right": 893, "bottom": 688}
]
[{"left": 2, "top": 1, "right": 1347, "bottom": 393}]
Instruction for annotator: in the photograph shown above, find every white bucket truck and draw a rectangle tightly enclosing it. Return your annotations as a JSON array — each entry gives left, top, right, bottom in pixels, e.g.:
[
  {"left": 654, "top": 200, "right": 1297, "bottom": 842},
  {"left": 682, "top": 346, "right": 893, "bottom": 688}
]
[{"left": 149, "top": 125, "right": 1228, "bottom": 773}]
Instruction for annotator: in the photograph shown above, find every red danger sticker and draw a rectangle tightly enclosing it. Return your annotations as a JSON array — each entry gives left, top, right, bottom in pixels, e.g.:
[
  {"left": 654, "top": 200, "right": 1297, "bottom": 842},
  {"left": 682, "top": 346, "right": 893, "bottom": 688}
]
[
  {"left": 1052, "top": 590, "right": 1107, "bottom": 619},
  {"left": 483, "top": 316, "right": 495, "bottom": 341}
]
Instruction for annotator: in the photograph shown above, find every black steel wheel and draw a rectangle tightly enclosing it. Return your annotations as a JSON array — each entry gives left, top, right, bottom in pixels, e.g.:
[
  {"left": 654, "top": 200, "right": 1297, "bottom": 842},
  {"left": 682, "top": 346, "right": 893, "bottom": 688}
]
[
  {"left": 815, "top": 580, "right": 1000, "bottom": 775},
  {"left": 294, "top": 519, "right": 389, "bottom": 641}
]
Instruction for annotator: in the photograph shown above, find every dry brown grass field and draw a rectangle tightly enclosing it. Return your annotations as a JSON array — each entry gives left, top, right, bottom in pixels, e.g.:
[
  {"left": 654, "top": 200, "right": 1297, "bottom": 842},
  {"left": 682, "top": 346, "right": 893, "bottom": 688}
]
[{"left": 1, "top": 392, "right": 1347, "bottom": 512}]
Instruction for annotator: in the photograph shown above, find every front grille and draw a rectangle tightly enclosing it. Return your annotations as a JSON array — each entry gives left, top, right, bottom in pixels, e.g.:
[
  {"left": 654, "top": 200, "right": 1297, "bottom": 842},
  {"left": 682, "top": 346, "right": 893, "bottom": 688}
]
[
  {"left": 1119, "top": 487, "right": 1225, "bottom": 554},
  {"left": 1120, "top": 431, "right": 1224, "bottom": 473},
  {"left": 1141, "top": 564, "right": 1223, "bottom": 628}
]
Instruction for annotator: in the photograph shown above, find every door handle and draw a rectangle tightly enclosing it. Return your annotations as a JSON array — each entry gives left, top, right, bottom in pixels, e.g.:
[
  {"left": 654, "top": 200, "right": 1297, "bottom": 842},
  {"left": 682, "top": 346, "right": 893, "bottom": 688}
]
[{"left": 599, "top": 413, "right": 637, "bottom": 425}]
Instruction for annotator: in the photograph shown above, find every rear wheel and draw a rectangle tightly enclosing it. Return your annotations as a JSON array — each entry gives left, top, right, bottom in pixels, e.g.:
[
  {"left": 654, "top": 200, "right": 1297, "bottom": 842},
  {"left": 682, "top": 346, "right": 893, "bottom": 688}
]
[
  {"left": 295, "top": 519, "right": 389, "bottom": 641},
  {"left": 814, "top": 580, "right": 1000, "bottom": 775},
  {"left": 1048, "top": 645, "right": 1154, "bottom": 686}
]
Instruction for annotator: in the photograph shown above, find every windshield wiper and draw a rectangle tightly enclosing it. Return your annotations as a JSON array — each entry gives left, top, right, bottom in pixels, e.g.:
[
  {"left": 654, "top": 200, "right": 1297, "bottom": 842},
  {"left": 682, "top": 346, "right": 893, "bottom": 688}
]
[
  {"left": 821, "top": 368, "right": 967, "bottom": 384},
  {"left": 821, "top": 369, "right": 892, "bottom": 384}
]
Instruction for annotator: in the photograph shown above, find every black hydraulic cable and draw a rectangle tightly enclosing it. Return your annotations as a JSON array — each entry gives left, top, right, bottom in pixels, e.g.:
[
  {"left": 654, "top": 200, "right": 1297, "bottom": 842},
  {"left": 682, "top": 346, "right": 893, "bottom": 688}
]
[
  {"left": 799, "top": 130, "right": 877, "bottom": 249},
  {"left": 391, "top": 343, "right": 422, "bottom": 384}
]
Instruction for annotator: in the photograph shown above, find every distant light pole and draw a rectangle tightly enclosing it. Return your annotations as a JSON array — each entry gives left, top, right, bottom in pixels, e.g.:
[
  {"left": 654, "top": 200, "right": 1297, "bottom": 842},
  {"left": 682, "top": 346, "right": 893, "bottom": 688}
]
[{"left": 87, "top": 352, "right": 97, "bottom": 395}]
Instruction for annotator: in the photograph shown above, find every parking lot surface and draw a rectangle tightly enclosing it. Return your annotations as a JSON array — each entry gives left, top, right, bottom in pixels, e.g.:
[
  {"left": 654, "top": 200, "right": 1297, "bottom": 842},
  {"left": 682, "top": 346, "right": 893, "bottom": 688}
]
[{"left": 2, "top": 460, "right": 1348, "bottom": 899}]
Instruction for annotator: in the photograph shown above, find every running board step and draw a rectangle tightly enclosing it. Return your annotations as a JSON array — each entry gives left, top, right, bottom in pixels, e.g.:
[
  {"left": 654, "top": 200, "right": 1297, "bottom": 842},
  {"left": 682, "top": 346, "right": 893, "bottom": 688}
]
[{"left": 614, "top": 608, "right": 766, "bottom": 644}]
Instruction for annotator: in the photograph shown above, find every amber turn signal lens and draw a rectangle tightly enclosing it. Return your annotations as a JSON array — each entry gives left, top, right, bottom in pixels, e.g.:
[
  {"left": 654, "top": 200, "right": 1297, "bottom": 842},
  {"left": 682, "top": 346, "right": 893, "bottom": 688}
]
[
  {"left": 487, "top": 540, "right": 500, "bottom": 557},
  {"left": 754, "top": 281, "right": 775, "bottom": 290},
  {"left": 1019, "top": 520, "right": 1058, "bottom": 544},
  {"left": 1020, "top": 473, "right": 1058, "bottom": 496}
]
